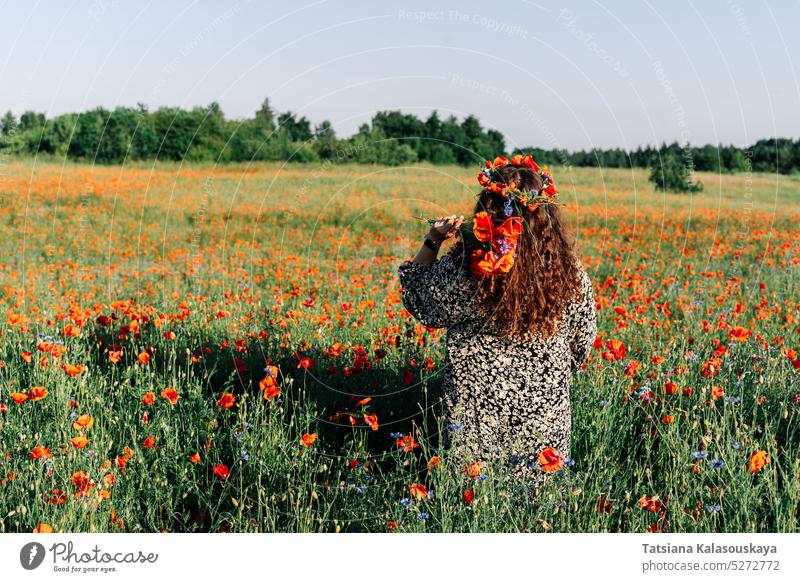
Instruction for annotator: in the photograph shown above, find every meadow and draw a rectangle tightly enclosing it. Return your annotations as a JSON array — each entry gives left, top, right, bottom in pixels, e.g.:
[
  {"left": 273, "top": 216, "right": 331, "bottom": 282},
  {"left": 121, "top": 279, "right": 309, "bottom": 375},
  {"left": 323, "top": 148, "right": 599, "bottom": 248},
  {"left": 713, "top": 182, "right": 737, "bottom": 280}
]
[{"left": 0, "top": 158, "right": 798, "bottom": 533}]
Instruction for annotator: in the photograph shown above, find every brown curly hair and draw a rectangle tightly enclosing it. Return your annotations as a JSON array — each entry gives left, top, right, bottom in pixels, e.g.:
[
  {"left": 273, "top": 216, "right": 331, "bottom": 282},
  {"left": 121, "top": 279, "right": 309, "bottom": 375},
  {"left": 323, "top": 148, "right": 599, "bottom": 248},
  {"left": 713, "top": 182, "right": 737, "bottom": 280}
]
[{"left": 448, "top": 164, "right": 582, "bottom": 339}]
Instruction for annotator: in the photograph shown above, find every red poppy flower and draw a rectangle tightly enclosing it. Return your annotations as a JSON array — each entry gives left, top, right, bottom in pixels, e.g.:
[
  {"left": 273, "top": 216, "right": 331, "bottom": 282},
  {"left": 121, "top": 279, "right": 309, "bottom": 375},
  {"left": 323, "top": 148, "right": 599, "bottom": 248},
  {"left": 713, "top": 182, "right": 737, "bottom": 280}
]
[
  {"left": 212, "top": 463, "right": 230, "bottom": 480},
  {"left": 216, "top": 393, "right": 236, "bottom": 409},
  {"left": 538, "top": 447, "right": 565, "bottom": 472},
  {"left": 363, "top": 413, "right": 379, "bottom": 431},
  {"left": 160, "top": 387, "right": 179, "bottom": 405}
]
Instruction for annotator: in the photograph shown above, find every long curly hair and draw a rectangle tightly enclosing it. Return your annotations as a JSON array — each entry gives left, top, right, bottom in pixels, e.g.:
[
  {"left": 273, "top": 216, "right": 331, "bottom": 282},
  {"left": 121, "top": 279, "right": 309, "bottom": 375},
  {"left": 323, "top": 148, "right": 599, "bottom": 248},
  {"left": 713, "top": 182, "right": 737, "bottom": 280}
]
[{"left": 448, "top": 164, "right": 582, "bottom": 339}]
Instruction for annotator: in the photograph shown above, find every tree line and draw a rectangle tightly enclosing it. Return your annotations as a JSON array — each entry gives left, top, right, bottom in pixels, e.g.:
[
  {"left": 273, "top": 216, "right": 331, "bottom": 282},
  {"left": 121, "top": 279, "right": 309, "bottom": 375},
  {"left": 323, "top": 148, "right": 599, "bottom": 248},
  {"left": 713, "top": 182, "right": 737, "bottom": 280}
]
[{"left": 1, "top": 99, "right": 798, "bottom": 175}]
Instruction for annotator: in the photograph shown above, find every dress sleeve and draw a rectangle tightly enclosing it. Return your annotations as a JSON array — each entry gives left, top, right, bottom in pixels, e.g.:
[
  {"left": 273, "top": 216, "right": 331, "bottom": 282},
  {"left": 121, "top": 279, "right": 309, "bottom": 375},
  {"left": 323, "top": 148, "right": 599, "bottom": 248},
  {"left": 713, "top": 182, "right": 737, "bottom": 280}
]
[
  {"left": 397, "top": 253, "right": 476, "bottom": 329},
  {"left": 566, "top": 266, "right": 598, "bottom": 373}
]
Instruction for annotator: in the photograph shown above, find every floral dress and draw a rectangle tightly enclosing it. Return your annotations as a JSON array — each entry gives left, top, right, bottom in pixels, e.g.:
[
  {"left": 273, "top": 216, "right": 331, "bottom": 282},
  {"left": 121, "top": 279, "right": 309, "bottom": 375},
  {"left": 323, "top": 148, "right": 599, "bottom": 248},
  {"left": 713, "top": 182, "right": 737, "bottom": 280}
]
[{"left": 397, "top": 253, "right": 597, "bottom": 488}]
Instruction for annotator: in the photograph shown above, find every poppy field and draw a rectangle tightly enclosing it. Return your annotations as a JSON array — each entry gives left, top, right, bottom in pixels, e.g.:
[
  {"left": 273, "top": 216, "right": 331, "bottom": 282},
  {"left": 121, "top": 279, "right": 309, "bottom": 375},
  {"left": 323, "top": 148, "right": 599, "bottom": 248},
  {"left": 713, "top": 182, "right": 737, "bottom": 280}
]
[{"left": 0, "top": 159, "right": 798, "bottom": 533}]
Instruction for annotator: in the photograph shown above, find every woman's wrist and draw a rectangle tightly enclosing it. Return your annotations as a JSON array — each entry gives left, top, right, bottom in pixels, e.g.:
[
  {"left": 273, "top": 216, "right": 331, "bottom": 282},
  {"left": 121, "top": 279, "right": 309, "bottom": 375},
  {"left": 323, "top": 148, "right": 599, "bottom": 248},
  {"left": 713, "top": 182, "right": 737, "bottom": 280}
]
[
  {"left": 422, "top": 236, "right": 441, "bottom": 252},
  {"left": 426, "top": 228, "right": 445, "bottom": 244}
]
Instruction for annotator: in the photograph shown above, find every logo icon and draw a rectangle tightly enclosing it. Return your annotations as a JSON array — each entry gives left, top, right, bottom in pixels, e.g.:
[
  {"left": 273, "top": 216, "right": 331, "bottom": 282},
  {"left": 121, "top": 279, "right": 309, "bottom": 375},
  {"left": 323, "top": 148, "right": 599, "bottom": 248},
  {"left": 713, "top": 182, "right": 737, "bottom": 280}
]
[{"left": 20, "top": 542, "right": 46, "bottom": 570}]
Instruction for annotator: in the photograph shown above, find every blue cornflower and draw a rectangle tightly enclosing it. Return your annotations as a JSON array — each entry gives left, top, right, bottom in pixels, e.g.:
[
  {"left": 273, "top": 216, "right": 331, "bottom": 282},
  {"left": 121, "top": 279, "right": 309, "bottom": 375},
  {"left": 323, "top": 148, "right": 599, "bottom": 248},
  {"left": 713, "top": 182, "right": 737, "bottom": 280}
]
[
  {"left": 448, "top": 422, "right": 464, "bottom": 432},
  {"left": 730, "top": 439, "right": 740, "bottom": 450},
  {"left": 233, "top": 429, "right": 244, "bottom": 442},
  {"left": 426, "top": 489, "right": 435, "bottom": 499},
  {"left": 400, "top": 498, "right": 413, "bottom": 508},
  {"left": 723, "top": 395, "right": 740, "bottom": 404},
  {"left": 355, "top": 485, "right": 368, "bottom": 494},
  {"left": 707, "top": 504, "right": 721, "bottom": 513},
  {"left": 709, "top": 459, "right": 724, "bottom": 469},
  {"left": 477, "top": 475, "right": 490, "bottom": 482},
  {"left": 390, "top": 432, "right": 403, "bottom": 439},
  {"left": 503, "top": 197, "right": 513, "bottom": 217},
  {"left": 495, "top": 235, "right": 512, "bottom": 254},
  {"left": 243, "top": 422, "right": 254, "bottom": 431},
  {"left": 691, "top": 450, "right": 708, "bottom": 460},
  {"left": 599, "top": 399, "right": 610, "bottom": 407},
  {"left": 553, "top": 500, "right": 567, "bottom": 508},
  {"left": 69, "top": 412, "right": 79, "bottom": 420},
  {"left": 417, "top": 512, "right": 430, "bottom": 520},
  {"left": 564, "top": 458, "right": 575, "bottom": 468},
  {"left": 240, "top": 450, "right": 250, "bottom": 461}
]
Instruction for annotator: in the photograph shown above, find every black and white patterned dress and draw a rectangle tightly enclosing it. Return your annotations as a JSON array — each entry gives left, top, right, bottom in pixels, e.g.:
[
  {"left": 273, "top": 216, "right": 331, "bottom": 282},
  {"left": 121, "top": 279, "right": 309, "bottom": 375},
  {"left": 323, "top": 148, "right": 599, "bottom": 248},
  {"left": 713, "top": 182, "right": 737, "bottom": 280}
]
[{"left": 397, "top": 252, "right": 597, "bottom": 487}]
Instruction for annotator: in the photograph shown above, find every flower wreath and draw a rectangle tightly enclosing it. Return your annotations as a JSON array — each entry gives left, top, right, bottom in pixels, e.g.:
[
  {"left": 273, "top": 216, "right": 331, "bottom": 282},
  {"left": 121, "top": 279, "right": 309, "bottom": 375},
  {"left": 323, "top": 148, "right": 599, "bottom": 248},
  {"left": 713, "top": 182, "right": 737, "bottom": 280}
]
[
  {"left": 463, "top": 154, "right": 560, "bottom": 278},
  {"left": 418, "top": 154, "right": 561, "bottom": 278}
]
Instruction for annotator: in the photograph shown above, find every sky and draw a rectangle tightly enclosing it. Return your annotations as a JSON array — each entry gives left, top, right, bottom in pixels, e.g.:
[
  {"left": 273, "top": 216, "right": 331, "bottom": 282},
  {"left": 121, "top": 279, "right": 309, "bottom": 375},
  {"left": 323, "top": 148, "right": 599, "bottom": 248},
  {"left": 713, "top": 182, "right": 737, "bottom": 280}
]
[{"left": 1, "top": 0, "right": 798, "bottom": 151}]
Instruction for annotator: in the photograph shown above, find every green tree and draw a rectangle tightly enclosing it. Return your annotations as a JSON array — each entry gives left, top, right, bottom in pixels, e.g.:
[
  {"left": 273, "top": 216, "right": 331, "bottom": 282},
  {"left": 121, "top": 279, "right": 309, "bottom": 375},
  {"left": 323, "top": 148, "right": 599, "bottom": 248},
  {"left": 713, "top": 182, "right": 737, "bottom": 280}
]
[
  {"left": 1, "top": 111, "right": 17, "bottom": 135},
  {"left": 649, "top": 150, "right": 704, "bottom": 193}
]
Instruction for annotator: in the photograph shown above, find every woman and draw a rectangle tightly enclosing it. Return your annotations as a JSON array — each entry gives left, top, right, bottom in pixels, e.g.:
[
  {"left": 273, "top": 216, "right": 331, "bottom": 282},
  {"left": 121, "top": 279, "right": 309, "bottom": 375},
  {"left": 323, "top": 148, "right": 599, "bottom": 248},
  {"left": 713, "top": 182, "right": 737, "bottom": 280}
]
[{"left": 397, "top": 155, "right": 597, "bottom": 488}]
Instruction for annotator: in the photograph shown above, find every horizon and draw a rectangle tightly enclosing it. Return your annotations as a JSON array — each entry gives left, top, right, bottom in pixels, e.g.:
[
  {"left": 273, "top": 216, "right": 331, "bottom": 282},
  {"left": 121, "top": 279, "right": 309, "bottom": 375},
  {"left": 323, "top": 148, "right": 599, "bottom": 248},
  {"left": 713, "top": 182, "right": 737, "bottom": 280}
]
[{"left": 1, "top": 1, "right": 798, "bottom": 152}]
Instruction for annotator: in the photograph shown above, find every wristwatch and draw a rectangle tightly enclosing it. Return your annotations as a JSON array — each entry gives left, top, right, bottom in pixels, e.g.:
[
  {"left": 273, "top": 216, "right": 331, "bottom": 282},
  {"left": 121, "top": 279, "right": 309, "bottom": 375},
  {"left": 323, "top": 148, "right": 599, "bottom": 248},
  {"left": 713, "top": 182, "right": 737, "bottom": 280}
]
[{"left": 423, "top": 236, "right": 442, "bottom": 251}]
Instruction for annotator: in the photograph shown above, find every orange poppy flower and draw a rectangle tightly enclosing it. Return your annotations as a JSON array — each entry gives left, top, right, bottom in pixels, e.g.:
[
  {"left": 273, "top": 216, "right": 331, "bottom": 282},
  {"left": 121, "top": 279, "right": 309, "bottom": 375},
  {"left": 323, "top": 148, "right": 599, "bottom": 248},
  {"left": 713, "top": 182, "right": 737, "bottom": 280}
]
[
  {"left": 10, "top": 392, "right": 28, "bottom": 404},
  {"left": 396, "top": 435, "right": 419, "bottom": 452},
  {"left": 143, "top": 436, "right": 155, "bottom": 449},
  {"left": 28, "top": 386, "right": 48, "bottom": 401},
  {"left": 464, "top": 461, "right": 482, "bottom": 478},
  {"left": 538, "top": 447, "right": 565, "bottom": 472},
  {"left": 189, "top": 452, "right": 201, "bottom": 463},
  {"left": 408, "top": 483, "right": 428, "bottom": 500},
  {"left": 363, "top": 413, "right": 379, "bottom": 431},
  {"left": 63, "top": 323, "right": 80, "bottom": 337},
  {"left": 711, "top": 386, "right": 724, "bottom": 400},
  {"left": 33, "top": 523, "right": 54, "bottom": 533},
  {"left": 137, "top": 352, "right": 150, "bottom": 365},
  {"left": 141, "top": 392, "right": 155, "bottom": 405},
  {"left": 29, "top": 445, "right": 52, "bottom": 459},
  {"left": 301, "top": 433, "right": 318, "bottom": 447},
  {"left": 21, "top": 351, "right": 33, "bottom": 363},
  {"left": 108, "top": 350, "right": 122, "bottom": 363},
  {"left": 216, "top": 393, "right": 236, "bottom": 409},
  {"left": 160, "top": 387, "right": 179, "bottom": 405},
  {"left": 62, "top": 363, "right": 85, "bottom": 376},
  {"left": 70, "top": 436, "right": 89, "bottom": 449},
  {"left": 701, "top": 357, "right": 723, "bottom": 378},
  {"left": 427, "top": 456, "right": 441, "bottom": 471},
  {"left": 729, "top": 326, "right": 752, "bottom": 342},
  {"left": 263, "top": 384, "right": 280, "bottom": 399},
  {"left": 472, "top": 211, "right": 494, "bottom": 242},
  {"left": 747, "top": 450, "right": 770, "bottom": 474},
  {"left": 604, "top": 339, "right": 627, "bottom": 361},
  {"left": 72, "top": 414, "right": 94, "bottom": 430},
  {"left": 71, "top": 471, "right": 91, "bottom": 491}
]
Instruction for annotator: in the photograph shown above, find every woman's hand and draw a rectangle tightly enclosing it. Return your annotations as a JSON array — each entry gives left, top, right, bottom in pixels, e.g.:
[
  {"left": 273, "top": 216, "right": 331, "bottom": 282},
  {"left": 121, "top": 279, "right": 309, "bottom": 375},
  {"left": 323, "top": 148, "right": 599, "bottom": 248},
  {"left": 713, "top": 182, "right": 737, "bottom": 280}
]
[{"left": 428, "top": 215, "right": 464, "bottom": 243}]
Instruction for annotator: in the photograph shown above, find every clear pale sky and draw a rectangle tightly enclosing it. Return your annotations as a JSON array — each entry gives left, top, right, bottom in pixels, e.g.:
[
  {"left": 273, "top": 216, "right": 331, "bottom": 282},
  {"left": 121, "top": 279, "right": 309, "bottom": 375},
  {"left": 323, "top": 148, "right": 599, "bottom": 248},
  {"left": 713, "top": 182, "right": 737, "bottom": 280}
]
[{"left": 1, "top": 0, "right": 798, "bottom": 151}]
